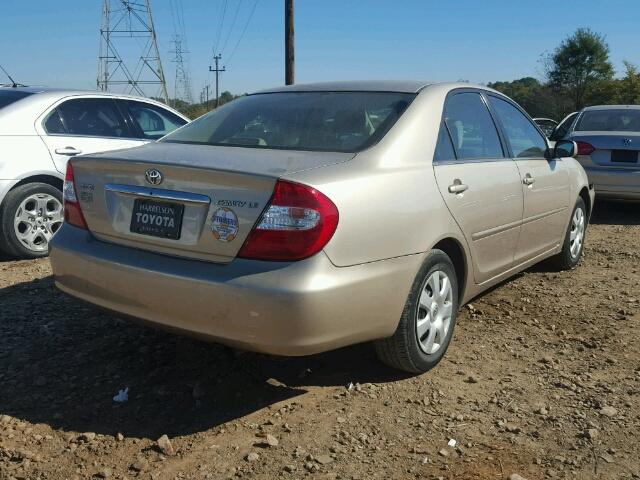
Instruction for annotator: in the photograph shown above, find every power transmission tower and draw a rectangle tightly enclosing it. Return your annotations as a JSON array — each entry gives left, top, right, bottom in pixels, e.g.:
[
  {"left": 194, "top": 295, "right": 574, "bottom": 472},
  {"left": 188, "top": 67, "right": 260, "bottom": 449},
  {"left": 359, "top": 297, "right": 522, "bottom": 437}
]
[
  {"left": 98, "top": 0, "right": 169, "bottom": 103},
  {"left": 169, "top": 34, "right": 193, "bottom": 105},
  {"left": 208, "top": 54, "right": 226, "bottom": 108}
]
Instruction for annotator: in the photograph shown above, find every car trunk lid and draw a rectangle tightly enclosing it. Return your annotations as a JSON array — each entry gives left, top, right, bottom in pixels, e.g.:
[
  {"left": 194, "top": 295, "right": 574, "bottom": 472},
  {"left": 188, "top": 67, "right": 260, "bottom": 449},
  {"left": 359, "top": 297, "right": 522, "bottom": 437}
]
[
  {"left": 71, "top": 142, "right": 354, "bottom": 263},
  {"left": 570, "top": 132, "right": 640, "bottom": 169}
]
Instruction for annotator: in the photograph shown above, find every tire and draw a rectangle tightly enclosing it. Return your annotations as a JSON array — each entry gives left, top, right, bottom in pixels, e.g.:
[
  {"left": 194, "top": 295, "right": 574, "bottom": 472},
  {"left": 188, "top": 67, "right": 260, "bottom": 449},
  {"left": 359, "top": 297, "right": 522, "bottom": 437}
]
[
  {"left": 550, "top": 197, "right": 587, "bottom": 271},
  {"left": 374, "top": 249, "right": 459, "bottom": 374},
  {"left": 0, "top": 183, "right": 64, "bottom": 259}
]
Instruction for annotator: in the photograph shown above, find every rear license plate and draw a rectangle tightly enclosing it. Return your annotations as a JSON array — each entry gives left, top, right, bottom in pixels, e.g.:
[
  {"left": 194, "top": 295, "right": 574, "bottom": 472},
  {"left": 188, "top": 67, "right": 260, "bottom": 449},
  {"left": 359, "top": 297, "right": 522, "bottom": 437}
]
[
  {"left": 130, "top": 199, "right": 184, "bottom": 240},
  {"left": 611, "top": 150, "right": 638, "bottom": 163}
]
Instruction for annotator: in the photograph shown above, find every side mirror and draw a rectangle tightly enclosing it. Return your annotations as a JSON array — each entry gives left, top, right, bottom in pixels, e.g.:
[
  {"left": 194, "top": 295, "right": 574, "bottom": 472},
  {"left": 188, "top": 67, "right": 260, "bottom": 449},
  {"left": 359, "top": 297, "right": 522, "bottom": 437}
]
[{"left": 553, "top": 140, "right": 577, "bottom": 158}]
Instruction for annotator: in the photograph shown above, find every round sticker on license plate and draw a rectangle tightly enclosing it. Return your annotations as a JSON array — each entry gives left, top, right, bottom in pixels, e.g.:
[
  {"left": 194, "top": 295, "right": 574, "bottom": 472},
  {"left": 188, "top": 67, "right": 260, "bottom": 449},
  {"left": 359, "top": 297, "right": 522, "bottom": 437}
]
[{"left": 211, "top": 207, "right": 239, "bottom": 242}]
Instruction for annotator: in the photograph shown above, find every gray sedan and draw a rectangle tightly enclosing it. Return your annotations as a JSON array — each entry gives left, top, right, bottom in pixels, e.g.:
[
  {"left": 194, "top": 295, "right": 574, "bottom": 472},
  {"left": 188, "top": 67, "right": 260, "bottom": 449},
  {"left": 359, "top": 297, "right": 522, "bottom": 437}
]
[{"left": 552, "top": 105, "right": 640, "bottom": 200}]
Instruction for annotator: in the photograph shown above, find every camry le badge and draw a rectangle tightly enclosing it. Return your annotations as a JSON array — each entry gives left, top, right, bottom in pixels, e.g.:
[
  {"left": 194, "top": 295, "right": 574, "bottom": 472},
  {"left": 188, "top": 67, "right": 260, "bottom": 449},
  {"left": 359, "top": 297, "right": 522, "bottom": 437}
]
[
  {"left": 622, "top": 138, "right": 632, "bottom": 147},
  {"left": 145, "top": 169, "right": 163, "bottom": 185}
]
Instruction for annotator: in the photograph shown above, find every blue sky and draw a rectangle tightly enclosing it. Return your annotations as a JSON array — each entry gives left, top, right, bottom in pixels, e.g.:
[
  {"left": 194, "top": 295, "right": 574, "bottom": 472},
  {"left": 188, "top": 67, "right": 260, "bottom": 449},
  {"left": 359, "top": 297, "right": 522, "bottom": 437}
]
[{"left": 1, "top": 0, "right": 639, "bottom": 99}]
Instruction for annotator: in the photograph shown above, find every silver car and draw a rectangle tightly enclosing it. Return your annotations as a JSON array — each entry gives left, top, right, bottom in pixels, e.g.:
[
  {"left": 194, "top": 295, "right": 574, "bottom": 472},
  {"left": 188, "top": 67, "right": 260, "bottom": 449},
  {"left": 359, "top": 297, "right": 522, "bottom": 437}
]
[
  {"left": 50, "top": 81, "right": 594, "bottom": 373},
  {"left": 551, "top": 105, "right": 640, "bottom": 200}
]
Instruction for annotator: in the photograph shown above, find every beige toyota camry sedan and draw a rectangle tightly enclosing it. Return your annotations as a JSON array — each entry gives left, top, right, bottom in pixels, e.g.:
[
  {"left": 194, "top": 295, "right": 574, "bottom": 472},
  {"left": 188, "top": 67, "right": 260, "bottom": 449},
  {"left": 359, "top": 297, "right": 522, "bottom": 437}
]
[{"left": 50, "top": 81, "right": 594, "bottom": 373}]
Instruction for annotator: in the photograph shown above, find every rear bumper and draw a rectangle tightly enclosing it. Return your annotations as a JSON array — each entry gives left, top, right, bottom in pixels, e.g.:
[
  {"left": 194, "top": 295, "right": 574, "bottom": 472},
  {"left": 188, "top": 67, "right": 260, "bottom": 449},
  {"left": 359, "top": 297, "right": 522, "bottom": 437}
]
[
  {"left": 583, "top": 166, "right": 640, "bottom": 200},
  {"left": 49, "top": 225, "right": 419, "bottom": 356}
]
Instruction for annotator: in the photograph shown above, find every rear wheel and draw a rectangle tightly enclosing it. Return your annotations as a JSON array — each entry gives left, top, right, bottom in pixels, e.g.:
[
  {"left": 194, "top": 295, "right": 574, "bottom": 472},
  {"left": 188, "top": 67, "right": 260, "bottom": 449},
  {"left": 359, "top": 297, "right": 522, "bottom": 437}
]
[
  {"left": 374, "top": 250, "right": 459, "bottom": 373},
  {"left": 0, "top": 183, "right": 63, "bottom": 258},
  {"left": 550, "top": 197, "right": 586, "bottom": 270}
]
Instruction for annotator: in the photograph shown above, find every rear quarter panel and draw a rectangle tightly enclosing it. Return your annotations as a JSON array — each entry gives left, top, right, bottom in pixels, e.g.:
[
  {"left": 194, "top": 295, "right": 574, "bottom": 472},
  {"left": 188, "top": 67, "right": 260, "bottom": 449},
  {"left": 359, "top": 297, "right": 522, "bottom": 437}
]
[{"left": 284, "top": 85, "right": 470, "bottom": 282}]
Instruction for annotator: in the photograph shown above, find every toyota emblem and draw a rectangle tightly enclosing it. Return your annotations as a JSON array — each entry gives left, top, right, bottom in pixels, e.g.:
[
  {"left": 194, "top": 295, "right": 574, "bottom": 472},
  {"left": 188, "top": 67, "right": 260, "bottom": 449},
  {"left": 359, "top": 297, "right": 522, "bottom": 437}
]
[
  {"left": 622, "top": 138, "right": 632, "bottom": 147},
  {"left": 145, "top": 169, "right": 163, "bottom": 185}
]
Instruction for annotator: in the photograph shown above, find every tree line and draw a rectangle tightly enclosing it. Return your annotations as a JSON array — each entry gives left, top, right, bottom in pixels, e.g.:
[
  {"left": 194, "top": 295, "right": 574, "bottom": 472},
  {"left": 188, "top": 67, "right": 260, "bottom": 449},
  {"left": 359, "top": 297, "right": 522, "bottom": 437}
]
[{"left": 488, "top": 28, "right": 640, "bottom": 121}]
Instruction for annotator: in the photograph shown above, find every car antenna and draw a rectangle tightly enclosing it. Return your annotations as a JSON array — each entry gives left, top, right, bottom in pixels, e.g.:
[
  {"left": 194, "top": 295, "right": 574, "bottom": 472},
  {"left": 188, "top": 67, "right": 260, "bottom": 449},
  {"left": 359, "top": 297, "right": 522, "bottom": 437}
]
[{"left": 0, "top": 64, "right": 19, "bottom": 88}]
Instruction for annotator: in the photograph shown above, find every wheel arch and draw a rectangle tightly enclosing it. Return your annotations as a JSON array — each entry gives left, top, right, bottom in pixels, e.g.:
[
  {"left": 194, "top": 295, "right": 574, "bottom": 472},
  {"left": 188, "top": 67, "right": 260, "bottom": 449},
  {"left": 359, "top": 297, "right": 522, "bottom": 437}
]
[
  {"left": 432, "top": 236, "right": 467, "bottom": 305},
  {"left": 578, "top": 186, "right": 591, "bottom": 219},
  {"left": 10, "top": 174, "right": 64, "bottom": 192},
  {"left": 0, "top": 174, "right": 63, "bottom": 215}
]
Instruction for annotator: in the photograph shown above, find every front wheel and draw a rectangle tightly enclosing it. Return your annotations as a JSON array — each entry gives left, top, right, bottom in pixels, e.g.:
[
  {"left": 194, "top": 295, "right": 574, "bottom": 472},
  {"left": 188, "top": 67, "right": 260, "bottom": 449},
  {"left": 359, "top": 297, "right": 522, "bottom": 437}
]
[
  {"left": 550, "top": 197, "right": 587, "bottom": 270},
  {"left": 374, "top": 250, "right": 459, "bottom": 373},
  {"left": 0, "top": 183, "right": 64, "bottom": 258}
]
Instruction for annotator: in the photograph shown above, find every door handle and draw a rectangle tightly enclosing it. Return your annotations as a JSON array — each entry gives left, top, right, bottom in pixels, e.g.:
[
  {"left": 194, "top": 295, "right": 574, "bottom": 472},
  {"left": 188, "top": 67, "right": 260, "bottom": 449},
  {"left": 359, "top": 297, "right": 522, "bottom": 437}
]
[
  {"left": 523, "top": 174, "right": 535, "bottom": 186},
  {"left": 448, "top": 180, "right": 468, "bottom": 194},
  {"left": 54, "top": 146, "right": 82, "bottom": 156}
]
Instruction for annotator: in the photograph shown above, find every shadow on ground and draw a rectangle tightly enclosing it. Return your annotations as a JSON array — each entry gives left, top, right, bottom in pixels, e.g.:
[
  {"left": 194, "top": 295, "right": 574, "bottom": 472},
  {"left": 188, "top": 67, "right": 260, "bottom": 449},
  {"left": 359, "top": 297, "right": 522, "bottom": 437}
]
[
  {"left": 590, "top": 200, "right": 639, "bottom": 225},
  {"left": 0, "top": 277, "right": 407, "bottom": 440}
]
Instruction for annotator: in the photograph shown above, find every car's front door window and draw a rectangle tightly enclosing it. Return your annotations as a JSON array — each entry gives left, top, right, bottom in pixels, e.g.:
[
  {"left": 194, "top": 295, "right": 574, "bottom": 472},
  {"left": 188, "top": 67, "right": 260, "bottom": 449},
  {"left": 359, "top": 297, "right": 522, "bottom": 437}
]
[
  {"left": 488, "top": 96, "right": 547, "bottom": 158},
  {"left": 550, "top": 112, "right": 578, "bottom": 141},
  {"left": 124, "top": 101, "right": 187, "bottom": 140}
]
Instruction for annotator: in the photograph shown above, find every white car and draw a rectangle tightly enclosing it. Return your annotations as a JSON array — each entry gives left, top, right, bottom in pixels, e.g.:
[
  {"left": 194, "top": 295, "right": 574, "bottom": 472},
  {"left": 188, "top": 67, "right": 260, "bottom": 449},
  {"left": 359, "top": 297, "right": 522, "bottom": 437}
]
[{"left": 0, "top": 87, "right": 189, "bottom": 257}]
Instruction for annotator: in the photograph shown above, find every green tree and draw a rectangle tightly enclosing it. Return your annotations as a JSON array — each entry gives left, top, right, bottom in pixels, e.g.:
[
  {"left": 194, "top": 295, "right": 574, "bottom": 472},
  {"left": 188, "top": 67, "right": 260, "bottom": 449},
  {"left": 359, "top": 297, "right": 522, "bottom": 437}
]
[
  {"left": 546, "top": 28, "right": 614, "bottom": 111},
  {"left": 617, "top": 61, "right": 640, "bottom": 104},
  {"left": 487, "top": 77, "right": 563, "bottom": 119}
]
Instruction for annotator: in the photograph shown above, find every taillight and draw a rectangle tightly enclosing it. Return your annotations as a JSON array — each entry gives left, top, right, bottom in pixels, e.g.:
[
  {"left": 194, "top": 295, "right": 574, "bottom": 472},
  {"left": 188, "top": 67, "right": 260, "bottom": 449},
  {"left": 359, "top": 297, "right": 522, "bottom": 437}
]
[
  {"left": 238, "top": 180, "right": 339, "bottom": 261},
  {"left": 63, "top": 162, "right": 88, "bottom": 230},
  {"left": 576, "top": 141, "right": 595, "bottom": 155}
]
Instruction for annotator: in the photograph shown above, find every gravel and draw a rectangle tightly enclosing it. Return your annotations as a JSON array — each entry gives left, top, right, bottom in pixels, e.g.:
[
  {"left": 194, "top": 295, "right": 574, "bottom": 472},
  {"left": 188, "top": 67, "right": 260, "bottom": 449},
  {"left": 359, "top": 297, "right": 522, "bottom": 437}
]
[{"left": 0, "top": 201, "right": 638, "bottom": 479}]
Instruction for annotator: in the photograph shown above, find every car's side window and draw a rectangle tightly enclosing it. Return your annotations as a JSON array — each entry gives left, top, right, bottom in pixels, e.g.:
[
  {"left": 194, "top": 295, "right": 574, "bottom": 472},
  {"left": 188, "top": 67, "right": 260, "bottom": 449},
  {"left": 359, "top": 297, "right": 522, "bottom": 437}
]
[
  {"left": 433, "top": 122, "right": 457, "bottom": 162},
  {"left": 550, "top": 112, "right": 578, "bottom": 141},
  {"left": 55, "top": 98, "right": 129, "bottom": 138},
  {"left": 443, "top": 92, "right": 504, "bottom": 160},
  {"left": 124, "top": 101, "right": 187, "bottom": 140},
  {"left": 43, "top": 109, "right": 66, "bottom": 134},
  {"left": 488, "top": 96, "right": 547, "bottom": 158}
]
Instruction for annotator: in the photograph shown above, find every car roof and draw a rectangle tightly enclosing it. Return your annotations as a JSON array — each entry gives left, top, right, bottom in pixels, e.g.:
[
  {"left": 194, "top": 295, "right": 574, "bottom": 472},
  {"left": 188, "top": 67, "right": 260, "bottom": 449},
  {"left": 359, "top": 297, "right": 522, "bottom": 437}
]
[
  {"left": 254, "top": 80, "right": 436, "bottom": 94},
  {"left": 0, "top": 85, "right": 172, "bottom": 104},
  {"left": 582, "top": 104, "right": 640, "bottom": 111},
  {"left": 253, "top": 80, "right": 507, "bottom": 96}
]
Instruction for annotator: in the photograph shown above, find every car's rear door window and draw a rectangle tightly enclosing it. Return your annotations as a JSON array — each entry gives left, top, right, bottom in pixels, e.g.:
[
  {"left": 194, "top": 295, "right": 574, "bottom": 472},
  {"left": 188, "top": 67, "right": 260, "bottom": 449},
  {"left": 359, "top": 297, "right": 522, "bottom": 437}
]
[
  {"left": 488, "top": 96, "right": 547, "bottom": 158},
  {"left": 53, "top": 98, "right": 131, "bottom": 138},
  {"left": 433, "top": 123, "right": 457, "bottom": 162},
  {"left": 123, "top": 100, "right": 187, "bottom": 140},
  {"left": 443, "top": 92, "right": 504, "bottom": 160}
]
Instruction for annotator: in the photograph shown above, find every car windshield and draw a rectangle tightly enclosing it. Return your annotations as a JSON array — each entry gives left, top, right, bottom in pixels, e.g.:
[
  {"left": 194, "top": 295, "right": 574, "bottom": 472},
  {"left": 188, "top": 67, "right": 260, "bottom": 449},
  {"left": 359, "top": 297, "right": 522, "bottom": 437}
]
[
  {"left": 575, "top": 109, "right": 640, "bottom": 132},
  {"left": 161, "top": 91, "right": 415, "bottom": 153},
  {"left": 0, "top": 90, "right": 33, "bottom": 109}
]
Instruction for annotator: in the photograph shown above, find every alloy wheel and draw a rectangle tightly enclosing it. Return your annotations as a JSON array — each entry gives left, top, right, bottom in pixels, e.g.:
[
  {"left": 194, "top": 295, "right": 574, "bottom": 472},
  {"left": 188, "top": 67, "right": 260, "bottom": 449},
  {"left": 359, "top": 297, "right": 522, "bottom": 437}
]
[{"left": 13, "top": 193, "right": 63, "bottom": 252}]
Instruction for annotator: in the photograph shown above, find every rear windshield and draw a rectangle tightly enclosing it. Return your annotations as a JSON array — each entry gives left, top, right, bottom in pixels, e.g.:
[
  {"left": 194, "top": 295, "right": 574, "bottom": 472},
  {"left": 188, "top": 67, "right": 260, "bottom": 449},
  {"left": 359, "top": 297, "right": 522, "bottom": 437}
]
[
  {"left": 0, "top": 90, "right": 34, "bottom": 109},
  {"left": 575, "top": 109, "right": 640, "bottom": 132},
  {"left": 161, "top": 91, "right": 415, "bottom": 153}
]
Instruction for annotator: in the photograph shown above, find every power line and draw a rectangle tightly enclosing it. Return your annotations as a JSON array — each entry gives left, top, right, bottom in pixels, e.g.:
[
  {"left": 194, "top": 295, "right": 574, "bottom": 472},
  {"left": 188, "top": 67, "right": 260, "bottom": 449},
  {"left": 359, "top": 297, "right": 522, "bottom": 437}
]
[
  {"left": 226, "top": 0, "right": 260, "bottom": 66},
  {"left": 220, "top": 0, "right": 242, "bottom": 56},
  {"left": 212, "top": 0, "right": 228, "bottom": 56}
]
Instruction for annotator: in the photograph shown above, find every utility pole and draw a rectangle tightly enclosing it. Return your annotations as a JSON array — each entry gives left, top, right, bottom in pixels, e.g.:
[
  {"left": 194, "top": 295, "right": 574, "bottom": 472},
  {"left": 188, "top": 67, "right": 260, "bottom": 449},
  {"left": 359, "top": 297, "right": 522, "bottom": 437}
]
[
  {"left": 285, "top": 0, "right": 294, "bottom": 85},
  {"left": 208, "top": 54, "right": 226, "bottom": 108},
  {"left": 205, "top": 84, "right": 210, "bottom": 110},
  {"left": 97, "top": 0, "right": 169, "bottom": 103}
]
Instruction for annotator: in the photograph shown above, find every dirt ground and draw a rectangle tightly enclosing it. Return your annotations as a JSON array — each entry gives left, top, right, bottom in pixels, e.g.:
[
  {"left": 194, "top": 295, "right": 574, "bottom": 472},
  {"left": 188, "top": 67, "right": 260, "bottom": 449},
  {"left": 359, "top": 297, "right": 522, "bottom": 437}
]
[{"left": 0, "top": 201, "right": 638, "bottom": 480}]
